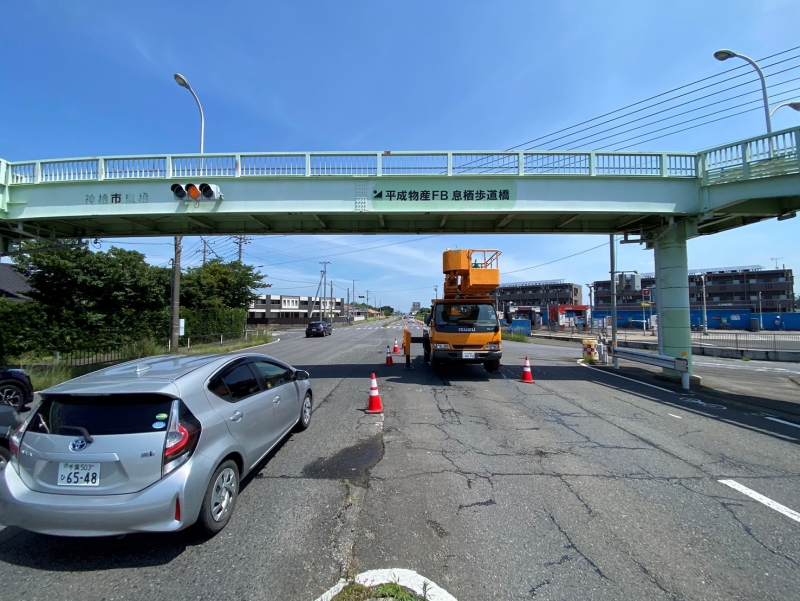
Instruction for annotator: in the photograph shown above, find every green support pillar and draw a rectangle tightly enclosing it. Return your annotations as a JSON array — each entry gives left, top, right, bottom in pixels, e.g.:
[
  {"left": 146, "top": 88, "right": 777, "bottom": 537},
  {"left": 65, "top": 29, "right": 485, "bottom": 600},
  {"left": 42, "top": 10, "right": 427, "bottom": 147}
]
[{"left": 653, "top": 220, "right": 697, "bottom": 377}]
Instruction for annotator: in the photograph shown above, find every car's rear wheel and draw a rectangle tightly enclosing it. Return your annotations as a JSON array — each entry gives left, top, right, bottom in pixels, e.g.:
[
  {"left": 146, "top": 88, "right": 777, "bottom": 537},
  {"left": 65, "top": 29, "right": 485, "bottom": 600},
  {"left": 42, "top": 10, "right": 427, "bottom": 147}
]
[
  {"left": 0, "top": 447, "right": 11, "bottom": 471},
  {"left": 198, "top": 460, "right": 239, "bottom": 535},
  {"left": 0, "top": 382, "right": 25, "bottom": 410},
  {"left": 305, "top": 334, "right": 310, "bottom": 338},
  {"left": 295, "top": 392, "right": 312, "bottom": 432}
]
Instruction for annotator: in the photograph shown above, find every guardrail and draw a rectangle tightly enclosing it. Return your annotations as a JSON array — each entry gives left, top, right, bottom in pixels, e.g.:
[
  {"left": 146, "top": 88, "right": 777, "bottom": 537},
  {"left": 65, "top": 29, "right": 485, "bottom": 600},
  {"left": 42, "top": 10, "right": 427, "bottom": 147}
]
[
  {"left": 700, "top": 126, "right": 800, "bottom": 186},
  {"left": 4, "top": 150, "right": 698, "bottom": 184},
  {"left": 4, "top": 127, "right": 796, "bottom": 188},
  {"left": 611, "top": 347, "right": 690, "bottom": 390},
  {"left": 691, "top": 331, "right": 800, "bottom": 352}
]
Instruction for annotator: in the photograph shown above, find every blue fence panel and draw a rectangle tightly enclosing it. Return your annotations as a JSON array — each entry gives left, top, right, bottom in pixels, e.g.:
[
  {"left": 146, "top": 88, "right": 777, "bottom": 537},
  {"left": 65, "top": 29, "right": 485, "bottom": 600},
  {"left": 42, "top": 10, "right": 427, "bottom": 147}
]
[{"left": 510, "top": 319, "right": 532, "bottom": 336}]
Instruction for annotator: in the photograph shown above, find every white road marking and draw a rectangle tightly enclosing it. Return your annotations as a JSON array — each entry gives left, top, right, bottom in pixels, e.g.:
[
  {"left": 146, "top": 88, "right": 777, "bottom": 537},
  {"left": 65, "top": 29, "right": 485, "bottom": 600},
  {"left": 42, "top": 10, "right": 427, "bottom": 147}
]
[
  {"left": 668, "top": 414, "right": 682, "bottom": 419},
  {"left": 315, "top": 568, "right": 457, "bottom": 601},
  {"left": 764, "top": 416, "right": 800, "bottom": 429},
  {"left": 578, "top": 361, "right": 676, "bottom": 394},
  {"left": 718, "top": 479, "right": 800, "bottom": 524}
]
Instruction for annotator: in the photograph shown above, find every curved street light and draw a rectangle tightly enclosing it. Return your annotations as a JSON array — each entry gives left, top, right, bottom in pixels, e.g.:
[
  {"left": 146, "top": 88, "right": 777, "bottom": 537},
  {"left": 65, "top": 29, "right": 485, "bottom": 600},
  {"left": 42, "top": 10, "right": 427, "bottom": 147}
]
[
  {"left": 174, "top": 73, "right": 205, "bottom": 153},
  {"left": 714, "top": 49, "right": 772, "bottom": 135},
  {"left": 770, "top": 101, "right": 800, "bottom": 117}
]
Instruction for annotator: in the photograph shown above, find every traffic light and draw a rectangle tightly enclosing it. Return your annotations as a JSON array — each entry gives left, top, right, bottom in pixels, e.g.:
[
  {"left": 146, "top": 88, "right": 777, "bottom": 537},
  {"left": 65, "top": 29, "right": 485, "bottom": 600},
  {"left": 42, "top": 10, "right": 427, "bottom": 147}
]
[
  {"left": 642, "top": 289, "right": 651, "bottom": 299},
  {"left": 171, "top": 183, "right": 222, "bottom": 200}
]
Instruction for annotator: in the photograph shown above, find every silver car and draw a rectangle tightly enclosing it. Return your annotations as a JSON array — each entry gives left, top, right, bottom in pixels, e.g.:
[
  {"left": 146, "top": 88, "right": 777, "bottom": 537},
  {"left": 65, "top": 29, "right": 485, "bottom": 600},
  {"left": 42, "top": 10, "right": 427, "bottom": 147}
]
[{"left": 0, "top": 353, "right": 312, "bottom": 537}]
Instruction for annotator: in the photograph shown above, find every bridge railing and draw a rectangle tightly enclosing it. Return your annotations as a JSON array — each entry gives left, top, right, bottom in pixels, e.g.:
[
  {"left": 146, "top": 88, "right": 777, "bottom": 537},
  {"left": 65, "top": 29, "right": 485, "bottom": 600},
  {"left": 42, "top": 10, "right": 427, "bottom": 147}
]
[
  {"left": 5, "top": 150, "right": 698, "bottom": 184},
  {"left": 698, "top": 126, "right": 800, "bottom": 186}
]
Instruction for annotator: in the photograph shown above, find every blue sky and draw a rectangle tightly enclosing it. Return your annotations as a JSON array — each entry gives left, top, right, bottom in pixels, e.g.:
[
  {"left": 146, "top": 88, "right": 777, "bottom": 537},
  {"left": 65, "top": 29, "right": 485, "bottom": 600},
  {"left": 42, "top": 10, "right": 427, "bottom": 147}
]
[{"left": 2, "top": 1, "right": 799, "bottom": 311}]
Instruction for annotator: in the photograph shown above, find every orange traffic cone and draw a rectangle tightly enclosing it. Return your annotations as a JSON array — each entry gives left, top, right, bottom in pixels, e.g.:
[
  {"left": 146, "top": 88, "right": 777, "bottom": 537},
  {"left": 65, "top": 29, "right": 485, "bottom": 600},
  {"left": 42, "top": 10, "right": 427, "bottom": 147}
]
[
  {"left": 521, "top": 356, "right": 534, "bottom": 383},
  {"left": 385, "top": 345, "right": 394, "bottom": 366},
  {"left": 366, "top": 373, "right": 384, "bottom": 414},
  {"left": 393, "top": 339, "right": 400, "bottom": 354}
]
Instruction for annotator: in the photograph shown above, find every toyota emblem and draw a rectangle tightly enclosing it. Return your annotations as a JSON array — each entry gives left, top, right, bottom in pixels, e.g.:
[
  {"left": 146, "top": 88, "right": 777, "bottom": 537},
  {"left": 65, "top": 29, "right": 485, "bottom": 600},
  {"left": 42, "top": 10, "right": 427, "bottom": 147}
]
[{"left": 70, "top": 439, "right": 88, "bottom": 452}]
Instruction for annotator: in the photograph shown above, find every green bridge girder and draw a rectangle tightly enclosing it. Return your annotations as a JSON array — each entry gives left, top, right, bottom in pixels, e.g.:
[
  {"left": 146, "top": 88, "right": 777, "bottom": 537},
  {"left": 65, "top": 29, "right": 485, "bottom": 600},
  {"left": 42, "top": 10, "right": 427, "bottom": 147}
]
[{"left": 1, "top": 127, "right": 797, "bottom": 245}]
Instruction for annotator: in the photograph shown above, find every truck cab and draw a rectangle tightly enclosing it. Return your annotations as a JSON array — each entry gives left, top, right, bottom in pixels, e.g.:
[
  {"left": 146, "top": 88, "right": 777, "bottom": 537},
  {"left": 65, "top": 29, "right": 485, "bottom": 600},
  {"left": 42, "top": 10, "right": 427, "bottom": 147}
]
[{"left": 422, "top": 250, "right": 503, "bottom": 373}]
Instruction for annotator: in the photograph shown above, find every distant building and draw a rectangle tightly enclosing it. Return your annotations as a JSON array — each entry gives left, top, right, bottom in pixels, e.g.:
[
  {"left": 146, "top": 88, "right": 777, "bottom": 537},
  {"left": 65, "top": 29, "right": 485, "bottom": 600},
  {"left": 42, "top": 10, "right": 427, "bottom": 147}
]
[
  {"left": 248, "top": 294, "right": 344, "bottom": 324},
  {"left": 0, "top": 264, "right": 33, "bottom": 303},
  {"left": 592, "top": 266, "right": 795, "bottom": 313},
  {"left": 497, "top": 280, "right": 584, "bottom": 318}
]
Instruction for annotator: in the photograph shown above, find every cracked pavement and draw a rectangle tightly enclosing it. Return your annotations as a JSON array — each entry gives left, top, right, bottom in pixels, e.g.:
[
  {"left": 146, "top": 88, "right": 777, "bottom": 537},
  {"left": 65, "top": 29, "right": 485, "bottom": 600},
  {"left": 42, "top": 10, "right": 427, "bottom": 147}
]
[{"left": 0, "top": 325, "right": 798, "bottom": 600}]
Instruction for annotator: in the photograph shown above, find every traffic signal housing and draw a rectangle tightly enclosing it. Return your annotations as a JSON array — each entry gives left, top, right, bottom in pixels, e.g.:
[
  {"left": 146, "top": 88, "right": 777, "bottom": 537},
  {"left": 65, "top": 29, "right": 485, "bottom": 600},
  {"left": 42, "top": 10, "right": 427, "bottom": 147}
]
[{"left": 171, "top": 183, "right": 223, "bottom": 200}]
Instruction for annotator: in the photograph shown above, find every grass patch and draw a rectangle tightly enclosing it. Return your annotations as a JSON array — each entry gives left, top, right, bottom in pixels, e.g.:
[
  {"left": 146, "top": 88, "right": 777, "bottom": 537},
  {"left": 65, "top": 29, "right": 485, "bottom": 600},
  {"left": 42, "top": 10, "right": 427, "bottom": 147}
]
[
  {"left": 333, "top": 581, "right": 428, "bottom": 601},
  {"left": 23, "top": 363, "right": 108, "bottom": 392},
  {"left": 502, "top": 331, "right": 530, "bottom": 343},
  {"left": 185, "top": 334, "right": 274, "bottom": 355}
]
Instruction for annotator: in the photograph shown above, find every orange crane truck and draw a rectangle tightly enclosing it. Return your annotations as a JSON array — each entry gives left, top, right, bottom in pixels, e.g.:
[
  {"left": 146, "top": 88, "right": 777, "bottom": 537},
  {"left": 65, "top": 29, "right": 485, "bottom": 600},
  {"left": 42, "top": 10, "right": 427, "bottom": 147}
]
[{"left": 423, "top": 250, "right": 502, "bottom": 373}]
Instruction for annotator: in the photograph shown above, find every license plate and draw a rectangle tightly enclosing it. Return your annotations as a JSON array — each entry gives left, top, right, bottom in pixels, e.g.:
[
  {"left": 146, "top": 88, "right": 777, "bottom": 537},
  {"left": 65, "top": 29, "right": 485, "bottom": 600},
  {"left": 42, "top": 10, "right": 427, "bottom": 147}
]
[
  {"left": 462, "top": 352, "right": 475, "bottom": 359},
  {"left": 58, "top": 462, "right": 101, "bottom": 486}
]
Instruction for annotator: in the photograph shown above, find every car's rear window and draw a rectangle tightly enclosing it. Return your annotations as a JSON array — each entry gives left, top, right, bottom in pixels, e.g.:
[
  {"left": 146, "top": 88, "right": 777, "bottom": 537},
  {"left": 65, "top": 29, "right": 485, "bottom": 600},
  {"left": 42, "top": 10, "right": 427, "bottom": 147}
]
[{"left": 31, "top": 394, "right": 176, "bottom": 436}]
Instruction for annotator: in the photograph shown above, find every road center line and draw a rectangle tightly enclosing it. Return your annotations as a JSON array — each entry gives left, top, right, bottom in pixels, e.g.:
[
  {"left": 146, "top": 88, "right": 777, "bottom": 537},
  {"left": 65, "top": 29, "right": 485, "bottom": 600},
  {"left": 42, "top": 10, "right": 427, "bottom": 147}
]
[
  {"left": 718, "top": 479, "right": 800, "bottom": 524},
  {"left": 668, "top": 414, "right": 682, "bottom": 419},
  {"left": 764, "top": 416, "right": 800, "bottom": 429}
]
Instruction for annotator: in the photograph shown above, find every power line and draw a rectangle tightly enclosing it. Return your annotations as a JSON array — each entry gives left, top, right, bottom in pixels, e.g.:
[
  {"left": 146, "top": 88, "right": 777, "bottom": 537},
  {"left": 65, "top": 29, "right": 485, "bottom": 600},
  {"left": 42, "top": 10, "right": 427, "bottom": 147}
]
[
  {"left": 502, "top": 240, "right": 611, "bottom": 276},
  {"left": 507, "top": 45, "right": 800, "bottom": 151}
]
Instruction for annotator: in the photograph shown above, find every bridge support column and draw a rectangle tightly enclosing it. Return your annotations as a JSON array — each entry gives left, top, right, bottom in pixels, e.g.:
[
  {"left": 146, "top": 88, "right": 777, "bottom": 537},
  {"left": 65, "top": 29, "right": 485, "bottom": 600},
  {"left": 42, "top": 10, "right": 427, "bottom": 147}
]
[{"left": 653, "top": 220, "right": 697, "bottom": 378}]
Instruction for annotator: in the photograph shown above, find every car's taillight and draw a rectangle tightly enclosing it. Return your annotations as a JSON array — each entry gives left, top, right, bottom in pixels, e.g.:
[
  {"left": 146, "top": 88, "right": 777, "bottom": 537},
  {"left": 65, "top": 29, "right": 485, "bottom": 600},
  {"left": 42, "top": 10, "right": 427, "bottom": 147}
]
[
  {"left": 8, "top": 422, "right": 25, "bottom": 474},
  {"left": 162, "top": 400, "right": 201, "bottom": 476}
]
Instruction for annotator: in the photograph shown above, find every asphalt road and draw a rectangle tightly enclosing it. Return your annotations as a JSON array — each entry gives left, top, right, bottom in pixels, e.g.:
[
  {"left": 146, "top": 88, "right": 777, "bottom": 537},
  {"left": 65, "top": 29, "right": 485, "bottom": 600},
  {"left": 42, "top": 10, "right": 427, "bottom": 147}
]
[{"left": 1, "top": 320, "right": 799, "bottom": 600}]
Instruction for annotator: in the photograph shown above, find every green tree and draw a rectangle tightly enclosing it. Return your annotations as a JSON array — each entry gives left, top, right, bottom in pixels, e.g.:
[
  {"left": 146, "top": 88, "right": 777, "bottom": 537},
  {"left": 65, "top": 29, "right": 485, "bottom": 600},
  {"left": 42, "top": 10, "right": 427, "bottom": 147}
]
[
  {"left": 180, "top": 259, "right": 266, "bottom": 310},
  {"left": 13, "top": 244, "right": 171, "bottom": 350}
]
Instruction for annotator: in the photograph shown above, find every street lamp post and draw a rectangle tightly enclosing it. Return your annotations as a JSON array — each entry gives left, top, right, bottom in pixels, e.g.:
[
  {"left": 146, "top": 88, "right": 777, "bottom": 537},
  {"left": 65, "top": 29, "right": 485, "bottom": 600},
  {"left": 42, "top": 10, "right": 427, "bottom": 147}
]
[
  {"left": 770, "top": 101, "right": 800, "bottom": 117},
  {"left": 714, "top": 50, "right": 773, "bottom": 136},
  {"left": 171, "top": 73, "right": 206, "bottom": 353}
]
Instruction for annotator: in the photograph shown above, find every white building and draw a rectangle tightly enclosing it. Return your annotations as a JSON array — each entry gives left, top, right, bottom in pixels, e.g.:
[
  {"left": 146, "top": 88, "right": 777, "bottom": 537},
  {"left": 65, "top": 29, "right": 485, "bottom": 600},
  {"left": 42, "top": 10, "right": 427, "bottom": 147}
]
[{"left": 248, "top": 294, "right": 344, "bottom": 323}]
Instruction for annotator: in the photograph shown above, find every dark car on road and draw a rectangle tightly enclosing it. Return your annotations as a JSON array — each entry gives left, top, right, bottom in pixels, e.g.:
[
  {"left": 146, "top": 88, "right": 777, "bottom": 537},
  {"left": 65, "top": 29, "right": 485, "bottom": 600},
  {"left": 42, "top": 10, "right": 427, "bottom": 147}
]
[
  {"left": 305, "top": 321, "right": 332, "bottom": 337},
  {"left": 0, "top": 368, "right": 34, "bottom": 411}
]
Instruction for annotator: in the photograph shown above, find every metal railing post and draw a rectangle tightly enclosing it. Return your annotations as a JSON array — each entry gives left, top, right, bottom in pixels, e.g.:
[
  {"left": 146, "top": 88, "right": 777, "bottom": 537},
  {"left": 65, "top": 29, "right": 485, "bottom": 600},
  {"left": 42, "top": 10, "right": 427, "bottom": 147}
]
[
  {"left": 305, "top": 154, "right": 312, "bottom": 177},
  {"left": 661, "top": 153, "right": 668, "bottom": 177},
  {"left": 447, "top": 152, "right": 453, "bottom": 176},
  {"left": 97, "top": 158, "right": 105, "bottom": 181},
  {"left": 518, "top": 152, "right": 524, "bottom": 175},
  {"left": 741, "top": 143, "right": 750, "bottom": 180}
]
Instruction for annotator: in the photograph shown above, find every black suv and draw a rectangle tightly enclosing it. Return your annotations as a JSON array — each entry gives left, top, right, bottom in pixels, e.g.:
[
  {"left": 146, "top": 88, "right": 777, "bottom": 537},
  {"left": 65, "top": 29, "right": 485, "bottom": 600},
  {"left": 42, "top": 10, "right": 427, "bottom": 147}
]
[
  {"left": 305, "top": 321, "right": 332, "bottom": 337},
  {"left": 0, "top": 368, "right": 34, "bottom": 411}
]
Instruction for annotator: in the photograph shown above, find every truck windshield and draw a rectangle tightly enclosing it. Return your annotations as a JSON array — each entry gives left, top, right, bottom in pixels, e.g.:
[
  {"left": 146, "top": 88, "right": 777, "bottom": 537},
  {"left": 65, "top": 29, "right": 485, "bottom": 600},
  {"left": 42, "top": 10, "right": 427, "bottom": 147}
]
[{"left": 435, "top": 303, "right": 497, "bottom": 330}]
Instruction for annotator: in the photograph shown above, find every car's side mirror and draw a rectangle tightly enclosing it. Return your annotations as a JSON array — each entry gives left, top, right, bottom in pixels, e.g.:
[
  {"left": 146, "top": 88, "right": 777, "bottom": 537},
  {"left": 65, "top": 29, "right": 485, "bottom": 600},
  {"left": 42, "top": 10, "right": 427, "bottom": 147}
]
[{"left": 294, "top": 370, "right": 310, "bottom": 381}]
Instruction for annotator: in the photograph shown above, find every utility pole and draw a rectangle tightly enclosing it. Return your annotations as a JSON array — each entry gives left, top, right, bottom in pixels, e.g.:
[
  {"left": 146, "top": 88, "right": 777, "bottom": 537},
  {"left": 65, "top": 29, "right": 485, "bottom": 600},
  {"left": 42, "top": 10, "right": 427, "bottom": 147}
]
[
  {"left": 202, "top": 239, "right": 208, "bottom": 266},
  {"left": 610, "top": 234, "right": 619, "bottom": 369},
  {"left": 366, "top": 290, "right": 371, "bottom": 318},
  {"left": 238, "top": 236, "right": 244, "bottom": 263},
  {"left": 330, "top": 281, "right": 334, "bottom": 321},
  {"left": 320, "top": 262, "right": 330, "bottom": 321},
  {"left": 171, "top": 237, "right": 182, "bottom": 352},
  {"left": 434, "top": 285, "right": 438, "bottom": 300},
  {"left": 346, "top": 287, "right": 350, "bottom": 324},
  {"left": 758, "top": 291, "right": 763, "bottom": 329}
]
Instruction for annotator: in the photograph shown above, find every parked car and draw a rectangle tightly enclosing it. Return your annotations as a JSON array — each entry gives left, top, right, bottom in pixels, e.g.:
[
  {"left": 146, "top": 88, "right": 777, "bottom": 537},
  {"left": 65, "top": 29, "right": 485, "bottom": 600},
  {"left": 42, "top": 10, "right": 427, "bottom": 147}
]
[
  {"left": 0, "top": 353, "right": 312, "bottom": 537},
  {"left": 0, "top": 406, "right": 22, "bottom": 471},
  {"left": 305, "top": 321, "right": 332, "bottom": 337},
  {"left": 0, "top": 368, "right": 35, "bottom": 411}
]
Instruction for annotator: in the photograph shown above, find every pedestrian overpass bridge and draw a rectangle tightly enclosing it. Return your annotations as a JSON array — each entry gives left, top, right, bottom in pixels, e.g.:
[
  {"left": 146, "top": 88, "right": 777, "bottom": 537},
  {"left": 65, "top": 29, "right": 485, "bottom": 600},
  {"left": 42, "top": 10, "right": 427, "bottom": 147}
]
[{"left": 0, "top": 127, "right": 798, "bottom": 378}]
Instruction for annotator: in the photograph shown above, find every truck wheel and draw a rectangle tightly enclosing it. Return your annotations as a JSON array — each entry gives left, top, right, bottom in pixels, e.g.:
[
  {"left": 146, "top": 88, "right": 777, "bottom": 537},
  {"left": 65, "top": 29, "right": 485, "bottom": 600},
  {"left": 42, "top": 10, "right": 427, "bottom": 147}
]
[
  {"left": 484, "top": 360, "right": 500, "bottom": 373},
  {"left": 431, "top": 358, "right": 441, "bottom": 370}
]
